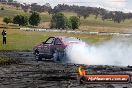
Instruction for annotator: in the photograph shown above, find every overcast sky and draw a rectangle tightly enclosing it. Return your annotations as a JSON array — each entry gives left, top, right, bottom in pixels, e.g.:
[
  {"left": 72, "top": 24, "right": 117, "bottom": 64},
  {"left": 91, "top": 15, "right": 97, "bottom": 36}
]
[{"left": 16, "top": 0, "right": 132, "bottom": 12}]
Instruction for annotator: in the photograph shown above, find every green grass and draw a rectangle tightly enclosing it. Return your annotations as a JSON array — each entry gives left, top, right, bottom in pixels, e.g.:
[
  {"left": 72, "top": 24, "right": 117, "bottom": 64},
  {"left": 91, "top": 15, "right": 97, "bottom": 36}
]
[
  {"left": 0, "top": 57, "right": 22, "bottom": 65},
  {"left": 62, "top": 11, "right": 77, "bottom": 17},
  {"left": 0, "top": 29, "right": 111, "bottom": 51},
  {"left": 80, "top": 15, "right": 132, "bottom": 28},
  {"left": 0, "top": 4, "right": 25, "bottom": 17},
  {"left": 40, "top": 12, "right": 52, "bottom": 22},
  {"left": 0, "top": 9, "right": 25, "bottom": 17}
]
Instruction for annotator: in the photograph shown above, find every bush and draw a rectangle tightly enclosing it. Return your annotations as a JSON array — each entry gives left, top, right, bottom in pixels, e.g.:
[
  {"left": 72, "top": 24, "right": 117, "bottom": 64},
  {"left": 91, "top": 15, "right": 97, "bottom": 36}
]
[
  {"left": 29, "top": 12, "right": 41, "bottom": 26},
  {"left": 65, "top": 17, "right": 72, "bottom": 29},
  {"left": 69, "top": 16, "right": 80, "bottom": 30},
  {"left": 13, "top": 14, "right": 28, "bottom": 26},
  {"left": 3, "top": 17, "right": 12, "bottom": 24},
  {"left": 50, "top": 12, "right": 67, "bottom": 29}
]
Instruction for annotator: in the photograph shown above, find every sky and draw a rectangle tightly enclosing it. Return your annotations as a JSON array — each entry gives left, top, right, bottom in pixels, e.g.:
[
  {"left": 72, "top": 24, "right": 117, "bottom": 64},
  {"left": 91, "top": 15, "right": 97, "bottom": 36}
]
[{"left": 16, "top": 0, "right": 132, "bottom": 12}]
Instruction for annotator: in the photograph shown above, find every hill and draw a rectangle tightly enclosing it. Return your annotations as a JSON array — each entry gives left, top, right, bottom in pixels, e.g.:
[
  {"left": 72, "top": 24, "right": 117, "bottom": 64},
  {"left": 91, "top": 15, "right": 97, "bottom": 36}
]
[
  {"left": 0, "top": 3, "right": 25, "bottom": 17},
  {"left": 0, "top": 4, "right": 132, "bottom": 33}
]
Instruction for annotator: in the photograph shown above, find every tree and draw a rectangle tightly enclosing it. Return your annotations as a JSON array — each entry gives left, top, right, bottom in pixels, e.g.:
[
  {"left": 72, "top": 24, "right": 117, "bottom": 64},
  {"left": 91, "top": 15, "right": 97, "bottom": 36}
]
[
  {"left": 3, "top": 17, "right": 12, "bottom": 24},
  {"left": 50, "top": 12, "right": 67, "bottom": 29},
  {"left": 69, "top": 16, "right": 80, "bottom": 30},
  {"left": 21, "top": 3, "right": 30, "bottom": 12},
  {"left": 65, "top": 18, "right": 72, "bottom": 29},
  {"left": 29, "top": 12, "right": 41, "bottom": 26},
  {"left": 31, "top": 3, "right": 41, "bottom": 12},
  {"left": 13, "top": 14, "right": 28, "bottom": 26}
]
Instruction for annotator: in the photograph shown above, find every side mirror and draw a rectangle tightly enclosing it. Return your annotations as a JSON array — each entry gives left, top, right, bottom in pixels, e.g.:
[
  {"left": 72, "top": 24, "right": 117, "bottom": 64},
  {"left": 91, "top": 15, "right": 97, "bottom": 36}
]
[{"left": 42, "top": 42, "right": 45, "bottom": 44}]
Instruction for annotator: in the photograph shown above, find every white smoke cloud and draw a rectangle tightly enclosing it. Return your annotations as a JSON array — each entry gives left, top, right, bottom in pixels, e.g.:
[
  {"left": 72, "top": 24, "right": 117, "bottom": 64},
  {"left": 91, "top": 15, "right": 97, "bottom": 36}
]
[{"left": 66, "top": 36, "right": 132, "bottom": 66}]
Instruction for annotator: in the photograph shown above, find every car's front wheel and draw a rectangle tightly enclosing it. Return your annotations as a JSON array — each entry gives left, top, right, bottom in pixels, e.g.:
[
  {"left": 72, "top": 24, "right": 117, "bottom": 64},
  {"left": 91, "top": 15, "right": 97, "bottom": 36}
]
[{"left": 34, "top": 50, "right": 42, "bottom": 61}]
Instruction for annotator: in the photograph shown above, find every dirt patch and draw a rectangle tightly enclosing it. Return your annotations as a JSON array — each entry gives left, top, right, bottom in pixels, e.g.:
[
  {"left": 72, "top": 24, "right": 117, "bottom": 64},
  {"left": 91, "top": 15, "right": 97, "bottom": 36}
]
[
  {"left": 0, "top": 51, "right": 132, "bottom": 88},
  {"left": 0, "top": 51, "right": 34, "bottom": 59}
]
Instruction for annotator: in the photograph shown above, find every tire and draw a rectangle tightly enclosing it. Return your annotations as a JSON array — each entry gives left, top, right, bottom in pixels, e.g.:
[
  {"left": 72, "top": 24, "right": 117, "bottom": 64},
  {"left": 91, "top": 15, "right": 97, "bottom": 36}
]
[
  {"left": 53, "top": 51, "right": 59, "bottom": 62},
  {"left": 53, "top": 50, "right": 65, "bottom": 62},
  {"left": 35, "top": 50, "right": 42, "bottom": 61}
]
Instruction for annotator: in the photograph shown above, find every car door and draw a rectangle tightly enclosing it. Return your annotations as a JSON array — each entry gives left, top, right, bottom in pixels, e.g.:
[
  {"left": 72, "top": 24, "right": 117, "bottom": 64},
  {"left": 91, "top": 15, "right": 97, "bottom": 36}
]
[
  {"left": 54, "top": 38, "right": 65, "bottom": 52},
  {"left": 41, "top": 37, "right": 55, "bottom": 55}
]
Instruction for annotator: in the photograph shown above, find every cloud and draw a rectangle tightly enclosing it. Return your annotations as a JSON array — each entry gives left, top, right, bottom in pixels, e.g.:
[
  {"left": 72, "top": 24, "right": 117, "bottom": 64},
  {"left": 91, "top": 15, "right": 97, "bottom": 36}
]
[
  {"left": 103, "top": 0, "right": 126, "bottom": 7},
  {"left": 99, "top": 0, "right": 127, "bottom": 11}
]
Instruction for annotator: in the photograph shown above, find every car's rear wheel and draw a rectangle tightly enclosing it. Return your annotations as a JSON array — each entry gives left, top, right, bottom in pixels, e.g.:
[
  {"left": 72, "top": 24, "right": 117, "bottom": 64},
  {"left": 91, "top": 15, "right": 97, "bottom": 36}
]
[{"left": 53, "top": 50, "right": 66, "bottom": 62}]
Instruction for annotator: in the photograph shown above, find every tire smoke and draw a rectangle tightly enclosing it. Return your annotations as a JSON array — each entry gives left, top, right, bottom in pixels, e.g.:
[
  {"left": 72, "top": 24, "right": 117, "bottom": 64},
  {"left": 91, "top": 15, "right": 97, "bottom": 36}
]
[{"left": 66, "top": 37, "right": 132, "bottom": 66}]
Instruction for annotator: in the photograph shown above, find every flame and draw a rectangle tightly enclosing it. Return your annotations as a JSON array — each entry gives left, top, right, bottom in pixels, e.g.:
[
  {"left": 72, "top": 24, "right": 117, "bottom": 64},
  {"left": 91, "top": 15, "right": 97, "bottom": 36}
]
[{"left": 78, "top": 66, "right": 86, "bottom": 76}]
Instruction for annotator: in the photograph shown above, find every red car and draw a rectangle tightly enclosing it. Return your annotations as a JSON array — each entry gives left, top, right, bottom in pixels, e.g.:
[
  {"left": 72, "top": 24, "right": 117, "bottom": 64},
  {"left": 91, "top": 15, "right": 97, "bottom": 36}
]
[{"left": 33, "top": 36, "right": 83, "bottom": 61}]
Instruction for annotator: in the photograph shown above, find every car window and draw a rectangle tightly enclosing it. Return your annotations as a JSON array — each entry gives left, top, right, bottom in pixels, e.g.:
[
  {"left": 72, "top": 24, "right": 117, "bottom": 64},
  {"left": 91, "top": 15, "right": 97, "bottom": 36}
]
[
  {"left": 45, "top": 37, "right": 55, "bottom": 44},
  {"left": 55, "top": 38, "right": 62, "bottom": 45},
  {"left": 64, "top": 37, "right": 81, "bottom": 43}
]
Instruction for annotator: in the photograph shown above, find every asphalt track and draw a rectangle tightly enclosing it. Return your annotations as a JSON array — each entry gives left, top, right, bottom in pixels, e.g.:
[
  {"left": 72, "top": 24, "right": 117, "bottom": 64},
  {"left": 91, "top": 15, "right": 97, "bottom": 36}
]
[{"left": 0, "top": 51, "right": 132, "bottom": 88}]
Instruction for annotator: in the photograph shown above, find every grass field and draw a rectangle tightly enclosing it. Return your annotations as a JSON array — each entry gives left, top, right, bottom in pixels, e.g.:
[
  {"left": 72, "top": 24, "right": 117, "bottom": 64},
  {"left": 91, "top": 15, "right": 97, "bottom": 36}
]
[
  {"left": 0, "top": 29, "right": 111, "bottom": 51},
  {"left": 81, "top": 15, "right": 132, "bottom": 27},
  {"left": 39, "top": 12, "right": 132, "bottom": 32},
  {"left": 0, "top": 4, "right": 25, "bottom": 17}
]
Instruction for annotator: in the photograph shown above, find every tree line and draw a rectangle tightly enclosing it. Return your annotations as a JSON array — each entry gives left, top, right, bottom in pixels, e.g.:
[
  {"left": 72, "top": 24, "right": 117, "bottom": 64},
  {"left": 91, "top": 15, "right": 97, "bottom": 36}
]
[
  {"left": 3, "top": 12, "right": 80, "bottom": 30},
  {"left": 51, "top": 4, "right": 132, "bottom": 23},
  {"left": 3, "top": 12, "right": 41, "bottom": 26},
  {"left": 1, "top": 0, "right": 132, "bottom": 23}
]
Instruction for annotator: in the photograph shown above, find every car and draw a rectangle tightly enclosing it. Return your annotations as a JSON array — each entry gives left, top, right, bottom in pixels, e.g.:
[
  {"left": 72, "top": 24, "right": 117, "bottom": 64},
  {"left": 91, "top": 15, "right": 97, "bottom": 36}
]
[{"left": 33, "top": 36, "right": 84, "bottom": 62}]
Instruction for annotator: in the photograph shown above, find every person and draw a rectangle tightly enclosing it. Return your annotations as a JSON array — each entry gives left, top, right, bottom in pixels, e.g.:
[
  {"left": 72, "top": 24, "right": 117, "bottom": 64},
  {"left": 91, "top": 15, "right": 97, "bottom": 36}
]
[{"left": 2, "top": 30, "right": 7, "bottom": 44}]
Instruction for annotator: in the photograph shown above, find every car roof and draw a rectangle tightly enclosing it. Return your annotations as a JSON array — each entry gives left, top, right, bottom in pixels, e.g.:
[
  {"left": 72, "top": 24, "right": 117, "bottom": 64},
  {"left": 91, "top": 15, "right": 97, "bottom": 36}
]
[
  {"left": 53, "top": 36, "right": 78, "bottom": 39},
  {"left": 51, "top": 36, "right": 66, "bottom": 41},
  {"left": 53, "top": 36, "right": 66, "bottom": 39},
  {"left": 54, "top": 36, "right": 81, "bottom": 42}
]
